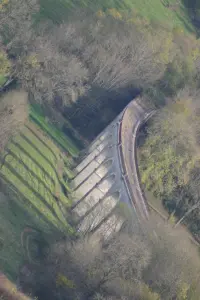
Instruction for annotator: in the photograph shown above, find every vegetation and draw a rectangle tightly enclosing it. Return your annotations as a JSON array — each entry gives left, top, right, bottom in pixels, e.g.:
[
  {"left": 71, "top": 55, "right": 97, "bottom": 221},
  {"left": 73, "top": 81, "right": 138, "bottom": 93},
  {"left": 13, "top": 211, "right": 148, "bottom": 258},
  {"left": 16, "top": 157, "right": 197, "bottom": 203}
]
[
  {"left": 0, "top": 74, "right": 7, "bottom": 86},
  {"left": 0, "top": 91, "right": 28, "bottom": 153},
  {"left": 1, "top": 0, "right": 200, "bottom": 139},
  {"left": 1, "top": 0, "right": 200, "bottom": 299},
  {"left": 20, "top": 219, "right": 200, "bottom": 300},
  {"left": 29, "top": 105, "right": 80, "bottom": 157},
  {"left": 0, "top": 91, "right": 78, "bottom": 282},
  {"left": 0, "top": 50, "right": 10, "bottom": 87},
  {"left": 139, "top": 88, "right": 200, "bottom": 239}
]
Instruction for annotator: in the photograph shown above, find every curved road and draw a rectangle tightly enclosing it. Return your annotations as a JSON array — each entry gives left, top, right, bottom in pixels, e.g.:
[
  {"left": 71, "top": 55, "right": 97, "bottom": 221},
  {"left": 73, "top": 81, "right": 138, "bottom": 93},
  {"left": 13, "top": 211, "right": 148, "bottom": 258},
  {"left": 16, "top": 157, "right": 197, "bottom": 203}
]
[
  {"left": 72, "top": 98, "right": 154, "bottom": 236},
  {"left": 119, "top": 100, "right": 154, "bottom": 221}
]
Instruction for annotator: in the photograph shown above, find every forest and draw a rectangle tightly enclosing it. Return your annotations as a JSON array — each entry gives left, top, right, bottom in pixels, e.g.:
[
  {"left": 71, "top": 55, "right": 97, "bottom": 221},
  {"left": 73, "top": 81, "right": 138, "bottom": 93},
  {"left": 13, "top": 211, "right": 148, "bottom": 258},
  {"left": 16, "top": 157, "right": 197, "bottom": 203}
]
[
  {"left": 1, "top": 0, "right": 200, "bottom": 299},
  {"left": 1, "top": 0, "right": 200, "bottom": 139}
]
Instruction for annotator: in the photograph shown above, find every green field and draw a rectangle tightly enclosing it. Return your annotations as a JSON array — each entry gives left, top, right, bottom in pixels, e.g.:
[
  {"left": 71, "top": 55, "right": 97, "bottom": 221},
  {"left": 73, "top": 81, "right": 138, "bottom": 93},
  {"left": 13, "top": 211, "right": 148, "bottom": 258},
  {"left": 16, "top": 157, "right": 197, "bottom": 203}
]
[
  {"left": 126, "top": 0, "right": 193, "bottom": 32},
  {"left": 38, "top": 0, "right": 194, "bottom": 32},
  {"left": 0, "top": 75, "right": 6, "bottom": 87},
  {"left": 30, "top": 105, "right": 80, "bottom": 157},
  {"left": 0, "top": 111, "right": 80, "bottom": 281}
]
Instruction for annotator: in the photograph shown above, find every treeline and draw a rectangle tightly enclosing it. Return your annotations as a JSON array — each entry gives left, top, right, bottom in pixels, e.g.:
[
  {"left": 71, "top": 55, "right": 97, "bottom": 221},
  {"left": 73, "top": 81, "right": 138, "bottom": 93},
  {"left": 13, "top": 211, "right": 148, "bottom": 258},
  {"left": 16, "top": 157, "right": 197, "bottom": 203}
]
[
  {"left": 1, "top": 0, "right": 200, "bottom": 139},
  {"left": 139, "top": 88, "right": 200, "bottom": 239},
  {"left": 18, "top": 219, "right": 200, "bottom": 300}
]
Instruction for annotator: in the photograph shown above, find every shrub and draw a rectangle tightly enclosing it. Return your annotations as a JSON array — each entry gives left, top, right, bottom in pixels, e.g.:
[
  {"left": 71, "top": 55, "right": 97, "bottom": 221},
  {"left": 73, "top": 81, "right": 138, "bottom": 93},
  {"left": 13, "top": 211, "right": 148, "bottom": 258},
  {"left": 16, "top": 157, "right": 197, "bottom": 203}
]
[{"left": 141, "top": 284, "right": 160, "bottom": 300}]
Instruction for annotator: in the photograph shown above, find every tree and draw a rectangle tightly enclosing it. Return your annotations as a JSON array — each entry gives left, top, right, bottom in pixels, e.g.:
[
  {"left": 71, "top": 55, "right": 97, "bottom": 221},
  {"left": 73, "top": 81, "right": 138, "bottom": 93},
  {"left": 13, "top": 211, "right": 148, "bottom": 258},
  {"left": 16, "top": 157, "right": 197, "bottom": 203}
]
[
  {"left": 0, "top": 0, "right": 39, "bottom": 56},
  {"left": 30, "top": 231, "right": 150, "bottom": 300},
  {"left": 139, "top": 88, "right": 200, "bottom": 234},
  {"left": 48, "top": 13, "right": 173, "bottom": 138},
  {"left": 0, "top": 91, "right": 28, "bottom": 155},
  {"left": 0, "top": 2, "right": 177, "bottom": 139},
  {"left": 143, "top": 219, "right": 200, "bottom": 299},
  {"left": 14, "top": 31, "right": 89, "bottom": 106},
  {"left": 25, "top": 215, "right": 200, "bottom": 300},
  {"left": 174, "top": 176, "right": 200, "bottom": 227}
]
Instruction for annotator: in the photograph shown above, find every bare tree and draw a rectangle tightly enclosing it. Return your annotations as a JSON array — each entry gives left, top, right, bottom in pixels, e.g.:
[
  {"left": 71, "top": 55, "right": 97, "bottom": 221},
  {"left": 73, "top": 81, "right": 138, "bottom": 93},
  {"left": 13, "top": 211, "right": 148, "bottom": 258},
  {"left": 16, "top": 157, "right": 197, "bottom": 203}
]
[
  {"left": 0, "top": 0, "right": 39, "bottom": 56},
  {"left": 55, "top": 14, "right": 168, "bottom": 89},
  {"left": 143, "top": 218, "right": 200, "bottom": 299},
  {"left": 22, "top": 212, "right": 200, "bottom": 300},
  {"left": 48, "top": 231, "right": 151, "bottom": 300},
  {"left": 1, "top": 4, "right": 174, "bottom": 139},
  {"left": 15, "top": 34, "right": 89, "bottom": 106}
]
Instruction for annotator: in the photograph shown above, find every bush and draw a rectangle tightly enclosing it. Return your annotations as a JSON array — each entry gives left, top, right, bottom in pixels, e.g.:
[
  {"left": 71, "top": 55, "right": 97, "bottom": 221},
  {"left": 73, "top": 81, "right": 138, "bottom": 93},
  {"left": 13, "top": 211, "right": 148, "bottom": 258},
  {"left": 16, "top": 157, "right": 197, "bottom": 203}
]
[
  {"left": 159, "top": 56, "right": 196, "bottom": 95},
  {"left": 141, "top": 284, "right": 160, "bottom": 300}
]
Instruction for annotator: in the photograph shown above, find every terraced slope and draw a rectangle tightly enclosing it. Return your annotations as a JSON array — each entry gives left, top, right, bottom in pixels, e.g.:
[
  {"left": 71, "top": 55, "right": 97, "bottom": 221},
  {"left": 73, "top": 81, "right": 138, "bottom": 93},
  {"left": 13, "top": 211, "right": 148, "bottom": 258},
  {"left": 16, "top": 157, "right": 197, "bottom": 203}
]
[{"left": 0, "top": 108, "right": 80, "bottom": 281}]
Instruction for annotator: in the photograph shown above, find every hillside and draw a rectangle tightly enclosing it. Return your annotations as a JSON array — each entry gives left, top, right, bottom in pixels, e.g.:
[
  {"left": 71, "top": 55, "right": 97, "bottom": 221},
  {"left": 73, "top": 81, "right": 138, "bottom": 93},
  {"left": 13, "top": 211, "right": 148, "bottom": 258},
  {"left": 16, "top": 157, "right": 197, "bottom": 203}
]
[
  {"left": 39, "top": 0, "right": 194, "bottom": 32},
  {"left": 1, "top": 0, "right": 200, "bottom": 299},
  {"left": 0, "top": 92, "right": 80, "bottom": 281}
]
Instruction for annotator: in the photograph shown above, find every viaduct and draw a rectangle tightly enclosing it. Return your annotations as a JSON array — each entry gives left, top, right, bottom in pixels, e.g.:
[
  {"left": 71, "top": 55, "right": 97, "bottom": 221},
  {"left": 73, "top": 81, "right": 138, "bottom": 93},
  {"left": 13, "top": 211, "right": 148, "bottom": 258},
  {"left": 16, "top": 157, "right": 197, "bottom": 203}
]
[{"left": 71, "top": 99, "right": 153, "bottom": 241}]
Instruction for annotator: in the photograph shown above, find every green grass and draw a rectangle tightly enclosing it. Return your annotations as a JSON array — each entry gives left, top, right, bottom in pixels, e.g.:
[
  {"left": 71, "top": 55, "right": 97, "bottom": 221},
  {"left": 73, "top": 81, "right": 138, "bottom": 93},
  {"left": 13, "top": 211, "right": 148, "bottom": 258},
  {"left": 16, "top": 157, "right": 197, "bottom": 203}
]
[
  {"left": 0, "top": 74, "right": 7, "bottom": 87},
  {"left": 125, "top": 0, "right": 194, "bottom": 32},
  {"left": 11, "top": 135, "right": 56, "bottom": 178},
  {"left": 145, "top": 190, "right": 169, "bottom": 219},
  {"left": 0, "top": 118, "right": 78, "bottom": 281},
  {"left": 30, "top": 105, "right": 80, "bottom": 157},
  {"left": 37, "top": 0, "right": 194, "bottom": 33}
]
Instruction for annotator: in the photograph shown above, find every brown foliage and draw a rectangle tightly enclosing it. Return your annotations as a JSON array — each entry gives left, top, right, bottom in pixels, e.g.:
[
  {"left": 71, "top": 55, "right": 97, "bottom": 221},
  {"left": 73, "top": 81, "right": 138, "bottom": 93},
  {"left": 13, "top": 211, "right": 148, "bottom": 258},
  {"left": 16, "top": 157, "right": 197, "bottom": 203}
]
[
  {"left": 19, "top": 216, "right": 200, "bottom": 300},
  {"left": 143, "top": 218, "right": 200, "bottom": 299},
  {"left": 0, "top": 272, "right": 31, "bottom": 300},
  {"left": 16, "top": 36, "right": 89, "bottom": 105},
  {"left": 1, "top": 4, "right": 171, "bottom": 138}
]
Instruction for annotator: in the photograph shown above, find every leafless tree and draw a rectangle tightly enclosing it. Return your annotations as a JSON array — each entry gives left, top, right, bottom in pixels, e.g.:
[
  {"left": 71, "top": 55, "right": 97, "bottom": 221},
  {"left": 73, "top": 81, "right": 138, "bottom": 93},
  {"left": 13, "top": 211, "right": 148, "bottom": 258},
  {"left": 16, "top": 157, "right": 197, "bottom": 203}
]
[
  {"left": 15, "top": 35, "right": 89, "bottom": 106},
  {"left": 1, "top": 3, "right": 173, "bottom": 139},
  {"left": 143, "top": 218, "right": 200, "bottom": 299},
  {"left": 48, "top": 230, "right": 151, "bottom": 300},
  {"left": 23, "top": 210, "right": 200, "bottom": 300},
  {"left": 0, "top": 0, "right": 39, "bottom": 56},
  {"left": 53, "top": 14, "right": 167, "bottom": 90}
]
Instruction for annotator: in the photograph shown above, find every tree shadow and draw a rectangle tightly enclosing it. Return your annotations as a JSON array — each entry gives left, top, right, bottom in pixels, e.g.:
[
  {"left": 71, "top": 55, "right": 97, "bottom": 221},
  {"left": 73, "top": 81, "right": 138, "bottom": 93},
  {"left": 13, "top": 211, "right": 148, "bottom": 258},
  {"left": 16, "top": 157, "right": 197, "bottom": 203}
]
[
  {"left": 25, "top": 124, "right": 57, "bottom": 161},
  {"left": 29, "top": 114, "right": 72, "bottom": 156},
  {"left": 20, "top": 133, "right": 56, "bottom": 170},
  {"left": 0, "top": 174, "right": 71, "bottom": 237},
  {"left": 7, "top": 150, "right": 55, "bottom": 197},
  {"left": 10, "top": 139, "right": 72, "bottom": 218},
  {"left": 1, "top": 159, "right": 60, "bottom": 220},
  {"left": 11, "top": 140, "right": 55, "bottom": 184},
  {"left": 0, "top": 177, "right": 66, "bottom": 280},
  {"left": 63, "top": 84, "right": 141, "bottom": 141}
]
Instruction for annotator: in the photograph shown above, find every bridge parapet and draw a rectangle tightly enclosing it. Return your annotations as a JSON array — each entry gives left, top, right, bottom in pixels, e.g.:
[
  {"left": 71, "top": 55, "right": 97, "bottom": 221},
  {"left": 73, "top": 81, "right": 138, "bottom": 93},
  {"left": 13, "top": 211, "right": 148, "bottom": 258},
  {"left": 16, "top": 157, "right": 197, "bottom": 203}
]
[{"left": 70, "top": 99, "right": 151, "bottom": 240}]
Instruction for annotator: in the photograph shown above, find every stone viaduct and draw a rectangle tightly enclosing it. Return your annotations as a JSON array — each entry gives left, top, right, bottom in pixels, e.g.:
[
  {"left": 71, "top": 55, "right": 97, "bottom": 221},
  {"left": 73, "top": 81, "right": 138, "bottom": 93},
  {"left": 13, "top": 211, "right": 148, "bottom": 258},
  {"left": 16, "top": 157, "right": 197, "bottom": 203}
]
[{"left": 71, "top": 99, "right": 153, "bottom": 241}]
